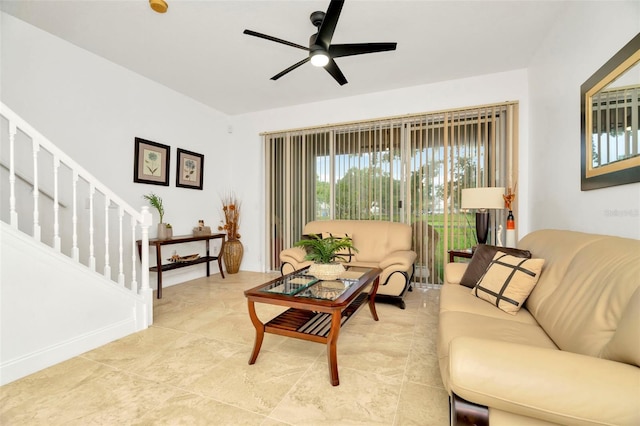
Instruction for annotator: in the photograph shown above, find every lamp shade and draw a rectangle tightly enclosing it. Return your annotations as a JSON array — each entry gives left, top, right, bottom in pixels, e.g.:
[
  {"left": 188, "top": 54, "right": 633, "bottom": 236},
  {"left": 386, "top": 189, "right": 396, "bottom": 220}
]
[{"left": 461, "top": 187, "right": 505, "bottom": 210}]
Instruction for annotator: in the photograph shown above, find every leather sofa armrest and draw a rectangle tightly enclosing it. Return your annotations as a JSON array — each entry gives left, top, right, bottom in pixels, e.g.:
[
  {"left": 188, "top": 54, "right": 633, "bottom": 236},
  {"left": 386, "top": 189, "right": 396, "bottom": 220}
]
[
  {"left": 449, "top": 337, "right": 640, "bottom": 425},
  {"left": 379, "top": 250, "right": 417, "bottom": 270},
  {"left": 280, "top": 247, "right": 307, "bottom": 264},
  {"left": 444, "top": 263, "right": 467, "bottom": 285}
]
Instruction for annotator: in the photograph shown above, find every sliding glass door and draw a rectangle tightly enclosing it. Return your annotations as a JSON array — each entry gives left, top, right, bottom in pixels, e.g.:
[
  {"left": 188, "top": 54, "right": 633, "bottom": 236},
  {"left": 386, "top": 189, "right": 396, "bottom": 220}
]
[
  {"left": 405, "top": 104, "right": 516, "bottom": 282},
  {"left": 265, "top": 102, "right": 518, "bottom": 282}
]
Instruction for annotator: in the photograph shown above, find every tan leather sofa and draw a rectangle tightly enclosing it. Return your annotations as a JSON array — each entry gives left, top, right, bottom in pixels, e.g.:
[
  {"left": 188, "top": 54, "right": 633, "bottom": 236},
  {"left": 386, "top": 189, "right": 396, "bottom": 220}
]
[
  {"left": 279, "top": 220, "right": 417, "bottom": 308},
  {"left": 438, "top": 229, "right": 640, "bottom": 425}
]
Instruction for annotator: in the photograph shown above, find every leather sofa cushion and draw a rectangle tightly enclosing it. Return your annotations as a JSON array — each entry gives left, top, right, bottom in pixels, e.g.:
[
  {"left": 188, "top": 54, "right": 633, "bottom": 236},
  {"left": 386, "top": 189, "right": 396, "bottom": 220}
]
[
  {"left": 448, "top": 337, "right": 640, "bottom": 426},
  {"left": 601, "top": 287, "right": 640, "bottom": 367},
  {"left": 460, "top": 244, "right": 531, "bottom": 288},
  {"left": 437, "top": 310, "right": 558, "bottom": 392},
  {"left": 443, "top": 262, "right": 467, "bottom": 285},
  {"left": 520, "top": 230, "right": 640, "bottom": 360},
  {"left": 440, "top": 282, "right": 539, "bottom": 325}
]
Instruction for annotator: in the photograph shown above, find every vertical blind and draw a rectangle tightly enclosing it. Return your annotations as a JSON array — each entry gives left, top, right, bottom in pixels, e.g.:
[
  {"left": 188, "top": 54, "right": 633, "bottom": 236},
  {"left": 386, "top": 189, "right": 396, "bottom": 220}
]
[{"left": 264, "top": 102, "right": 518, "bottom": 282}]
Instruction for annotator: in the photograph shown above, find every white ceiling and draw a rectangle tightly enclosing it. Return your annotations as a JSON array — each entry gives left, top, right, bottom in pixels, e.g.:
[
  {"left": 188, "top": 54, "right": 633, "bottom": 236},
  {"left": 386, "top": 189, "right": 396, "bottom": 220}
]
[{"left": 1, "top": 0, "right": 568, "bottom": 115}]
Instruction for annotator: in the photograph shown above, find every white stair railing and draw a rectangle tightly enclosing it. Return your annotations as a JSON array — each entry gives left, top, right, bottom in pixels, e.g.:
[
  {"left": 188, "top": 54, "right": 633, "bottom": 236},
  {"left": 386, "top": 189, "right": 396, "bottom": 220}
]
[{"left": 0, "top": 103, "right": 153, "bottom": 325}]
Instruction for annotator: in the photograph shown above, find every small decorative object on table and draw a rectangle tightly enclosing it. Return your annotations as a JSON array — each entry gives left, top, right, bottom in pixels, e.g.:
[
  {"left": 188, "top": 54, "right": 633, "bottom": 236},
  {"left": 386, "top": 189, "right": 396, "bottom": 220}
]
[
  {"left": 503, "top": 184, "right": 517, "bottom": 247},
  {"left": 193, "top": 219, "right": 212, "bottom": 236},
  {"left": 294, "top": 234, "right": 359, "bottom": 281},
  {"left": 168, "top": 252, "right": 200, "bottom": 263},
  {"left": 143, "top": 192, "right": 172, "bottom": 239},
  {"left": 218, "top": 194, "right": 243, "bottom": 274}
]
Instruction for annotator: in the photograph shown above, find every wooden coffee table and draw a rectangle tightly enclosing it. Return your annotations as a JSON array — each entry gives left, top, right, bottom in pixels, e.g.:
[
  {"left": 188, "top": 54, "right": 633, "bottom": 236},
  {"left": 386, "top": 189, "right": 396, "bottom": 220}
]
[{"left": 244, "top": 266, "right": 382, "bottom": 386}]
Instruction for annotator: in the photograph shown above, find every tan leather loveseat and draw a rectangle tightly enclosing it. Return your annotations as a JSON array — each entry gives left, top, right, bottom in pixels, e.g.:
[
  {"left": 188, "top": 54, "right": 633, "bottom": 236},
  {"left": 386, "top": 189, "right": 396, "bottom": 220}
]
[
  {"left": 280, "top": 220, "right": 417, "bottom": 309},
  {"left": 438, "top": 229, "right": 640, "bottom": 425}
]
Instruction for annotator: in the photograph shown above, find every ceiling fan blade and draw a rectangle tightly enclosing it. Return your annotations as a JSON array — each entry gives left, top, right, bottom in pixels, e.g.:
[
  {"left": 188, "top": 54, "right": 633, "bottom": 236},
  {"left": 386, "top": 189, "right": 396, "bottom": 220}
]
[
  {"left": 324, "top": 58, "right": 347, "bottom": 86},
  {"left": 329, "top": 43, "right": 397, "bottom": 58},
  {"left": 271, "top": 57, "right": 311, "bottom": 80},
  {"left": 316, "top": 0, "right": 344, "bottom": 49},
  {"left": 243, "top": 29, "right": 309, "bottom": 51}
]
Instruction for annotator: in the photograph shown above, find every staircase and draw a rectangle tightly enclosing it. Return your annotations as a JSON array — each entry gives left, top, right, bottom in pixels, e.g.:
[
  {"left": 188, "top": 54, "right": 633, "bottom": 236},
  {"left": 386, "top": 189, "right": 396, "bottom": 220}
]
[{"left": 0, "top": 103, "right": 153, "bottom": 385}]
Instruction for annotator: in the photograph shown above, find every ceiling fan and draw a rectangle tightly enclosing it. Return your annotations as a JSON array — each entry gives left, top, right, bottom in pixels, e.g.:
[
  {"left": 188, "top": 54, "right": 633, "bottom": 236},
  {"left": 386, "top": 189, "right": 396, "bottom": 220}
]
[{"left": 243, "top": 0, "right": 397, "bottom": 85}]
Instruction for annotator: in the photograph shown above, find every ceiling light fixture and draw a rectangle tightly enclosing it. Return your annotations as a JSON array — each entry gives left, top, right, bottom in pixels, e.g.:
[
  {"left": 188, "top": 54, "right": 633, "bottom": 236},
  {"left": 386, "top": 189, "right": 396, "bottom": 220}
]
[
  {"left": 310, "top": 50, "right": 329, "bottom": 67},
  {"left": 149, "top": 0, "right": 168, "bottom": 13}
]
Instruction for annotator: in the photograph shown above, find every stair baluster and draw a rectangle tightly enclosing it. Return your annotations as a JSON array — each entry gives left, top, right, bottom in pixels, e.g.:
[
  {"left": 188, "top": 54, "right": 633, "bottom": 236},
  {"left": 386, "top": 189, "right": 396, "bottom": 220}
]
[
  {"left": 104, "top": 195, "right": 111, "bottom": 278},
  {"left": 8, "top": 121, "right": 17, "bottom": 228},
  {"left": 31, "top": 138, "right": 41, "bottom": 241},
  {"left": 118, "top": 207, "right": 125, "bottom": 286},
  {"left": 72, "top": 171, "right": 80, "bottom": 261},
  {"left": 53, "top": 156, "right": 61, "bottom": 251}
]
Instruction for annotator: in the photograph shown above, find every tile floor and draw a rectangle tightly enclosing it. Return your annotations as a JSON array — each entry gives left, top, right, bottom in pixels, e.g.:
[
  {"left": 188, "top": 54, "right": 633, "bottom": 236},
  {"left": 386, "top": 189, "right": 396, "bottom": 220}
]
[{"left": 1, "top": 272, "right": 448, "bottom": 425}]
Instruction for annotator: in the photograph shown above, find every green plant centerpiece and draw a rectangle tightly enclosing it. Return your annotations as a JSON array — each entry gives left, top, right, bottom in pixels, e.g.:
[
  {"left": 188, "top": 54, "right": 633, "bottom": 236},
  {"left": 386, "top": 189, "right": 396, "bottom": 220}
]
[
  {"left": 294, "top": 234, "right": 358, "bottom": 281},
  {"left": 143, "top": 192, "right": 172, "bottom": 239}
]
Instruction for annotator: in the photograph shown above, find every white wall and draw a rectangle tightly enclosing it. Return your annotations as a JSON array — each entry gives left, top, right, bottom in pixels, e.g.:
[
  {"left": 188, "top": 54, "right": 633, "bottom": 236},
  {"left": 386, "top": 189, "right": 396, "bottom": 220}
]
[
  {"left": 233, "top": 70, "right": 531, "bottom": 270},
  {"left": 528, "top": 1, "right": 640, "bottom": 239},
  {"left": 1, "top": 223, "right": 147, "bottom": 385},
  {"left": 1, "top": 12, "right": 233, "bottom": 287}
]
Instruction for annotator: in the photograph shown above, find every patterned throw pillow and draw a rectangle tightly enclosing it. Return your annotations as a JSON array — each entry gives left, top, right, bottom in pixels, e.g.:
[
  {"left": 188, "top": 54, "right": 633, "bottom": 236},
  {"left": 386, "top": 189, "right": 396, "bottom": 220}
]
[
  {"left": 460, "top": 244, "right": 532, "bottom": 288},
  {"left": 471, "top": 252, "right": 545, "bottom": 315}
]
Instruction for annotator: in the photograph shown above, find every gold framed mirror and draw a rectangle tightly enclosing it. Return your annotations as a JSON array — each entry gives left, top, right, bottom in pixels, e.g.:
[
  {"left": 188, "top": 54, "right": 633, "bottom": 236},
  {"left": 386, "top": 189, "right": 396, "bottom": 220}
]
[{"left": 581, "top": 33, "right": 640, "bottom": 190}]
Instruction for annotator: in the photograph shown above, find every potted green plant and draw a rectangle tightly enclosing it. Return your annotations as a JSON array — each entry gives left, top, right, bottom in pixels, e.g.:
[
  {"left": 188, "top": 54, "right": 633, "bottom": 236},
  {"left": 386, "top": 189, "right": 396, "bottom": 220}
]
[
  {"left": 294, "top": 234, "right": 358, "bottom": 280},
  {"left": 143, "top": 192, "right": 171, "bottom": 239}
]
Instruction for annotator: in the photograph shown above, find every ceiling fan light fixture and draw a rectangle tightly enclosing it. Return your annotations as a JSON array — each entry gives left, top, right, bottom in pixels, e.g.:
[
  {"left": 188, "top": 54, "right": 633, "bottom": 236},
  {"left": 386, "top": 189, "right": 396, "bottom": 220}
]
[
  {"left": 243, "top": 0, "right": 397, "bottom": 84},
  {"left": 310, "top": 50, "right": 329, "bottom": 67},
  {"left": 149, "top": 0, "right": 168, "bottom": 13}
]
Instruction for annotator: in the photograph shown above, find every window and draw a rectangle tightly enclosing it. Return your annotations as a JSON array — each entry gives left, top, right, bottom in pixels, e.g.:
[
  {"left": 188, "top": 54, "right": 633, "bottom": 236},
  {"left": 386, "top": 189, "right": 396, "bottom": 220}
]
[{"left": 265, "top": 102, "right": 518, "bottom": 282}]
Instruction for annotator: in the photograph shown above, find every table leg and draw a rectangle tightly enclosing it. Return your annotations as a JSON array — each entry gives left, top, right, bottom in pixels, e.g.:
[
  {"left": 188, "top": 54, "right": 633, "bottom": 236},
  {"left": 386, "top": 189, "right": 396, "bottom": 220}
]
[
  {"left": 326, "top": 310, "right": 343, "bottom": 386},
  {"left": 247, "top": 300, "right": 264, "bottom": 364},
  {"left": 368, "top": 277, "right": 380, "bottom": 321},
  {"left": 205, "top": 240, "right": 211, "bottom": 277},
  {"left": 155, "top": 243, "right": 163, "bottom": 299}
]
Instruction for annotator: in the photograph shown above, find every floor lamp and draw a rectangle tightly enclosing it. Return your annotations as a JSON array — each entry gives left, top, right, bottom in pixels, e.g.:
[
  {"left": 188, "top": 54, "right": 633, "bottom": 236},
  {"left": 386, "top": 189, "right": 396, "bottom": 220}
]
[{"left": 461, "top": 187, "right": 505, "bottom": 245}]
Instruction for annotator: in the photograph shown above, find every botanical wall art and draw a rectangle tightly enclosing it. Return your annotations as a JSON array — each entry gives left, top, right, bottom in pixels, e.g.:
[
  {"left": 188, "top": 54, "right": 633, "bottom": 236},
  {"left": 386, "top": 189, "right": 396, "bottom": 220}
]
[
  {"left": 176, "top": 148, "right": 204, "bottom": 190},
  {"left": 133, "top": 137, "right": 170, "bottom": 186}
]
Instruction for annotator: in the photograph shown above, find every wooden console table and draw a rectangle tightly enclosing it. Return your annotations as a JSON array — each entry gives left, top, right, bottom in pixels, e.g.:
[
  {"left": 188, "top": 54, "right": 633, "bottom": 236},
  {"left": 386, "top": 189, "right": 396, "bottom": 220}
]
[{"left": 137, "top": 233, "right": 226, "bottom": 299}]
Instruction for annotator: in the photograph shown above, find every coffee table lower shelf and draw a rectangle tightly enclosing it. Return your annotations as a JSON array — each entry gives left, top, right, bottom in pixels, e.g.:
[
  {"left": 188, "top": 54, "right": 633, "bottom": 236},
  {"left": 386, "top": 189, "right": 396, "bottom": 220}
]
[{"left": 265, "top": 292, "right": 368, "bottom": 341}]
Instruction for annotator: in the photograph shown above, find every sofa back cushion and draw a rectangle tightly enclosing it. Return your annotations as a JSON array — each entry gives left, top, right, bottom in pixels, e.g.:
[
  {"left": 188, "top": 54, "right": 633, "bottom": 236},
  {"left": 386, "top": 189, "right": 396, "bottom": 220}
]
[
  {"left": 601, "top": 287, "right": 640, "bottom": 366},
  {"left": 519, "top": 230, "right": 640, "bottom": 365},
  {"left": 303, "top": 220, "right": 412, "bottom": 263}
]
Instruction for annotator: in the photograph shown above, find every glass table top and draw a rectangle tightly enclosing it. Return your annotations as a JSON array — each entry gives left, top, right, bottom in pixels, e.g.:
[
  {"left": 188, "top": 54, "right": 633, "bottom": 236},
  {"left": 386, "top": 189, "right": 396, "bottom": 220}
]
[{"left": 261, "top": 267, "right": 371, "bottom": 301}]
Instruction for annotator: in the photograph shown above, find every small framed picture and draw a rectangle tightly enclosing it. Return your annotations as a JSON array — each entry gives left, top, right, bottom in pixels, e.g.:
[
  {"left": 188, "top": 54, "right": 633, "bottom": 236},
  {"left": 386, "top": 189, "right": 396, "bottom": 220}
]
[
  {"left": 176, "top": 148, "right": 204, "bottom": 190},
  {"left": 133, "top": 137, "right": 170, "bottom": 186}
]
